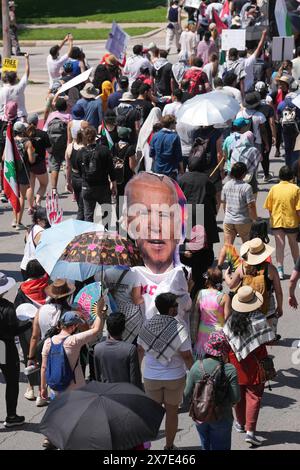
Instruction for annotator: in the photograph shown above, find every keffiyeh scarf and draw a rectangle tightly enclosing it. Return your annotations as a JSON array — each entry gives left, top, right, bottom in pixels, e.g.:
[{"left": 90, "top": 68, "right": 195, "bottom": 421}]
[
  {"left": 138, "top": 314, "right": 188, "bottom": 365},
  {"left": 224, "top": 310, "right": 275, "bottom": 362}
]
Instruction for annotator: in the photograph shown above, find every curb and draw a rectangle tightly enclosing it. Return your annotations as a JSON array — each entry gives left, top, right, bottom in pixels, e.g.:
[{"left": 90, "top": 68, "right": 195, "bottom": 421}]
[{"left": 0, "top": 27, "right": 164, "bottom": 47}]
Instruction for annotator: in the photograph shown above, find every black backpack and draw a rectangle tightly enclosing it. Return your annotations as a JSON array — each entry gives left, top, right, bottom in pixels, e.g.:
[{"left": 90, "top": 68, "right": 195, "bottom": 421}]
[
  {"left": 80, "top": 145, "right": 100, "bottom": 186},
  {"left": 188, "top": 137, "right": 210, "bottom": 171},
  {"left": 47, "top": 118, "right": 68, "bottom": 158}
]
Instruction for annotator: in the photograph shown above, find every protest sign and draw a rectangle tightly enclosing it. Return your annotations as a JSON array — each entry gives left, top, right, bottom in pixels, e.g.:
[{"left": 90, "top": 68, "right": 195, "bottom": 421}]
[
  {"left": 272, "top": 36, "right": 294, "bottom": 61},
  {"left": 2, "top": 58, "right": 18, "bottom": 72},
  {"left": 221, "top": 29, "right": 246, "bottom": 51},
  {"left": 184, "top": 0, "right": 201, "bottom": 8},
  {"left": 56, "top": 67, "right": 93, "bottom": 96},
  {"left": 105, "top": 22, "right": 129, "bottom": 62}
]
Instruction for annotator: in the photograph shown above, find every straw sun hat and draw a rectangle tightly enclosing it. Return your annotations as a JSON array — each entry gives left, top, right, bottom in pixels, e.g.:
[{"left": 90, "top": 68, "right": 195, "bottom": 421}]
[
  {"left": 240, "top": 238, "right": 274, "bottom": 266},
  {"left": 232, "top": 286, "right": 263, "bottom": 313}
]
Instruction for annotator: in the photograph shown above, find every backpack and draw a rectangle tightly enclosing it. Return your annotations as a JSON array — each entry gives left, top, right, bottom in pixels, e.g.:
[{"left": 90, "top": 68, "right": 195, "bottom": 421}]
[
  {"left": 47, "top": 118, "right": 68, "bottom": 158},
  {"left": 281, "top": 106, "right": 299, "bottom": 133},
  {"left": 35, "top": 324, "right": 61, "bottom": 363},
  {"left": 189, "top": 360, "right": 228, "bottom": 423},
  {"left": 46, "top": 336, "right": 78, "bottom": 392},
  {"left": 183, "top": 69, "right": 205, "bottom": 96},
  {"left": 112, "top": 143, "right": 128, "bottom": 185},
  {"left": 116, "top": 103, "right": 134, "bottom": 127},
  {"left": 80, "top": 145, "right": 99, "bottom": 185},
  {"left": 188, "top": 137, "right": 210, "bottom": 171}
]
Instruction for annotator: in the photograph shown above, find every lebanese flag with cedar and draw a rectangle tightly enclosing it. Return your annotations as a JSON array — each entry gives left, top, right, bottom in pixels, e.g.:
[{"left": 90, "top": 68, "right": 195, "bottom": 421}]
[{"left": 3, "top": 122, "right": 20, "bottom": 213}]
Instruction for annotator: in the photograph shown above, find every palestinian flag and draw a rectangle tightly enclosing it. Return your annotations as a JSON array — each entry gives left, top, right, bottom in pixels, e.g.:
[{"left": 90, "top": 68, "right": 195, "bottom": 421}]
[
  {"left": 3, "top": 122, "right": 20, "bottom": 213},
  {"left": 212, "top": 8, "right": 228, "bottom": 35},
  {"left": 99, "top": 121, "right": 114, "bottom": 150},
  {"left": 275, "top": 0, "right": 293, "bottom": 36}
]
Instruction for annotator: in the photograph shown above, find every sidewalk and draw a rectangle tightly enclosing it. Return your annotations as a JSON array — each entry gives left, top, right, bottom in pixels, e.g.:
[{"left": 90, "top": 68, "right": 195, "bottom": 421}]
[{"left": 19, "top": 22, "right": 164, "bottom": 29}]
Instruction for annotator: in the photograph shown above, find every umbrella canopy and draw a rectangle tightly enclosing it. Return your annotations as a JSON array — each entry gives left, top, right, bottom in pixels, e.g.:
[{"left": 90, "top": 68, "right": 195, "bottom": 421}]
[
  {"left": 40, "top": 381, "right": 165, "bottom": 450},
  {"left": 51, "top": 231, "right": 144, "bottom": 281},
  {"left": 176, "top": 91, "right": 240, "bottom": 127},
  {"left": 36, "top": 219, "right": 104, "bottom": 279}
]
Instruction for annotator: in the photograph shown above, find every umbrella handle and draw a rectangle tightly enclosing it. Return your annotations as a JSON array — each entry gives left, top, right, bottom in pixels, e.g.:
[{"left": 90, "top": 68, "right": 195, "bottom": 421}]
[{"left": 209, "top": 157, "right": 225, "bottom": 178}]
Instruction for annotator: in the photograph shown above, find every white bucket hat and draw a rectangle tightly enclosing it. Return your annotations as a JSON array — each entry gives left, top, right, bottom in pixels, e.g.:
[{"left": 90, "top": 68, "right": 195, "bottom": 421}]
[
  {"left": 0, "top": 272, "right": 16, "bottom": 295},
  {"left": 16, "top": 303, "right": 38, "bottom": 321}
]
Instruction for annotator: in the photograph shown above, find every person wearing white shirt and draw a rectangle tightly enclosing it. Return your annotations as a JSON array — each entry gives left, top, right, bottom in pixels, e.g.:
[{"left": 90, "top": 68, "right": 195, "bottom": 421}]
[
  {"left": 238, "top": 30, "right": 267, "bottom": 92},
  {"left": 162, "top": 89, "right": 183, "bottom": 117},
  {"left": 292, "top": 47, "right": 300, "bottom": 83},
  {"left": 222, "top": 72, "right": 243, "bottom": 104},
  {"left": 123, "top": 45, "right": 152, "bottom": 87},
  {"left": 0, "top": 53, "right": 30, "bottom": 120},
  {"left": 46, "top": 34, "right": 73, "bottom": 88},
  {"left": 205, "top": 1, "right": 223, "bottom": 19},
  {"left": 178, "top": 23, "right": 197, "bottom": 62}
]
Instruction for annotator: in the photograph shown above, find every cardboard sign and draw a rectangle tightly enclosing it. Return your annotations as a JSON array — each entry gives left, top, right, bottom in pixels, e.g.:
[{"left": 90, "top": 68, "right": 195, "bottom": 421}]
[
  {"left": 2, "top": 57, "right": 18, "bottom": 72},
  {"left": 57, "top": 67, "right": 93, "bottom": 96},
  {"left": 272, "top": 36, "right": 295, "bottom": 61},
  {"left": 105, "top": 22, "right": 129, "bottom": 61},
  {"left": 221, "top": 29, "right": 246, "bottom": 51},
  {"left": 184, "top": 0, "right": 201, "bottom": 8}
]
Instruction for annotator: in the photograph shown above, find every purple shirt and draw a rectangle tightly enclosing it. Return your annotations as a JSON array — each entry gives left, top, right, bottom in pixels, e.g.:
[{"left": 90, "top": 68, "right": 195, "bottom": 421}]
[
  {"left": 43, "top": 111, "right": 72, "bottom": 131},
  {"left": 197, "top": 40, "right": 218, "bottom": 66}
]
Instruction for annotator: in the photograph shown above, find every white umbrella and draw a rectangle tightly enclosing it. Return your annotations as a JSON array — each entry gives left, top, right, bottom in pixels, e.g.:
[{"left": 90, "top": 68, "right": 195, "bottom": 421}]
[{"left": 176, "top": 91, "right": 240, "bottom": 127}]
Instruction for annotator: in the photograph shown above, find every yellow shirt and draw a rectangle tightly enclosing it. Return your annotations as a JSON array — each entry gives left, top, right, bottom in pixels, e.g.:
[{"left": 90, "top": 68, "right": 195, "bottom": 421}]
[{"left": 264, "top": 181, "right": 300, "bottom": 229}]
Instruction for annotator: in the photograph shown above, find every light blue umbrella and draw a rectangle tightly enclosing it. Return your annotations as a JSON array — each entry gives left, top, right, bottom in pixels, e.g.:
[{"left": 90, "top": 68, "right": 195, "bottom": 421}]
[{"left": 36, "top": 219, "right": 104, "bottom": 280}]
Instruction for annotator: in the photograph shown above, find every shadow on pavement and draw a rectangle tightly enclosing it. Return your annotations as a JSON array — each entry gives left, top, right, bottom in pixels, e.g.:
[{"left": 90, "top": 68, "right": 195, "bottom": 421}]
[
  {"left": 257, "top": 430, "right": 300, "bottom": 447},
  {"left": 261, "top": 390, "right": 297, "bottom": 409},
  {"left": 0, "top": 421, "right": 42, "bottom": 435},
  {"left": 267, "top": 368, "right": 300, "bottom": 390}
]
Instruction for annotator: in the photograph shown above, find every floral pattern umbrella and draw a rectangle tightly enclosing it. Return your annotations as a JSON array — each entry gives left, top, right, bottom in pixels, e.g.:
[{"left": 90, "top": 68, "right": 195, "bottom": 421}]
[{"left": 50, "top": 232, "right": 144, "bottom": 281}]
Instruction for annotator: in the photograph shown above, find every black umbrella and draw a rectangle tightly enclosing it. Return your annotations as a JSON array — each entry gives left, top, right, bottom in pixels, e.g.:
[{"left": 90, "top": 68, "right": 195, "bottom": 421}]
[{"left": 39, "top": 382, "right": 165, "bottom": 450}]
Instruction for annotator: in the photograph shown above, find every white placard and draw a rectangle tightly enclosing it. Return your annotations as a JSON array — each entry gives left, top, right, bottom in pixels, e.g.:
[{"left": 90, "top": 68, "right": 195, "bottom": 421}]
[
  {"left": 221, "top": 29, "right": 246, "bottom": 51},
  {"left": 57, "top": 67, "right": 94, "bottom": 96},
  {"left": 105, "top": 22, "right": 129, "bottom": 61},
  {"left": 272, "top": 37, "right": 295, "bottom": 62},
  {"left": 184, "top": 0, "right": 201, "bottom": 8}
]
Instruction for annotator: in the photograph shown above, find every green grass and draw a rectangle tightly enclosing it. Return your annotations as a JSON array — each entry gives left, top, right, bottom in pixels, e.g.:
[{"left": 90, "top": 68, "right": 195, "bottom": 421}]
[
  {"left": 12, "top": 0, "right": 166, "bottom": 24},
  {"left": 17, "top": 27, "right": 154, "bottom": 41}
]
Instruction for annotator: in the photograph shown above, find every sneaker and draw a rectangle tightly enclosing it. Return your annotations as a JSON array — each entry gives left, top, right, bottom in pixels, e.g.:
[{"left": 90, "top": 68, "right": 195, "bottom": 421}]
[
  {"left": 15, "top": 223, "right": 26, "bottom": 231},
  {"left": 11, "top": 220, "right": 17, "bottom": 227},
  {"left": 234, "top": 422, "right": 246, "bottom": 433},
  {"left": 164, "top": 444, "right": 178, "bottom": 450},
  {"left": 4, "top": 415, "right": 25, "bottom": 428},
  {"left": 1, "top": 194, "right": 8, "bottom": 203},
  {"left": 277, "top": 266, "right": 284, "bottom": 280},
  {"left": 245, "top": 434, "right": 261, "bottom": 446},
  {"left": 262, "top": 175, "right": 272, "bottom": 183},
  {"left": 24, "top": 388, "right": 35, "bottom": 401},
  {"left": 36, "top": 396, "right": 49, "bottom": 407}
]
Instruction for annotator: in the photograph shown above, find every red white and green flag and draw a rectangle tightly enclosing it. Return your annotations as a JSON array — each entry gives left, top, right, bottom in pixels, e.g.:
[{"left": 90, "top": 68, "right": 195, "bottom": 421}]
[
  {"left": 220, "top": 0, "right": 230, "bottom": 19},
  {"left": 99, "top": 121, "right": 114, "bottom": 150},
  {"left": 275, "top": 0, "right": 293, "bottom": 36},
  {"left": 3, "top": 122, "right": 20, "bottom": 213}
]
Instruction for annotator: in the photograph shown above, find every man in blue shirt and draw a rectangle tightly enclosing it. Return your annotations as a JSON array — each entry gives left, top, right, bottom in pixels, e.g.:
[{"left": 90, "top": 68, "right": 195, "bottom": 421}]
[
  {"left": 74, "top": 83, "right": 103, "bottom": 130},
  {"left": 107, "top": 76, "right": 129, "bottom": 110},
  {"left": 150, "top": 114, "right": 184, "bottom": 179}
]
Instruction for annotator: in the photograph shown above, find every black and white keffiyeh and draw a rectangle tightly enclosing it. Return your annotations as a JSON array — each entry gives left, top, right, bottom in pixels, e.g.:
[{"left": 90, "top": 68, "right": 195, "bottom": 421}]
[
  {"left": 117, "top": 300, "right": 145, "bottom": 344},
  {"left": 138, "top": 315, "right": 188, "bottom": 365},
  {"left": 224, "top": 310, "right": 275, "bottom": 362}
]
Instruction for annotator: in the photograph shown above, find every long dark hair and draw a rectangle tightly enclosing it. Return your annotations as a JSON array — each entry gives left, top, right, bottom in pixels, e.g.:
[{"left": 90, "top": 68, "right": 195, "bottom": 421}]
[
  {"left": 230, "top": 311, "right": 251, "bottom": 337},
  {"left": 204, "top": 354, "right": 228, "bottom": 403}
]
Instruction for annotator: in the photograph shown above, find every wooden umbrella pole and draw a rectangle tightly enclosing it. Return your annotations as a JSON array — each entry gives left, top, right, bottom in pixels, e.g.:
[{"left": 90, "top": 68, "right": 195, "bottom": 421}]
[{"left": 209, "top": 157, "right": 225, "bottom": 178}]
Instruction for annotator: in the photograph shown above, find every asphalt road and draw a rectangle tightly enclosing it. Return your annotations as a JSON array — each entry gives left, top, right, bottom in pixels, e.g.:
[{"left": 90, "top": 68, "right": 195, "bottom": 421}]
[{"left": 0, "top": 29, "right": 300, "bottom": 451}]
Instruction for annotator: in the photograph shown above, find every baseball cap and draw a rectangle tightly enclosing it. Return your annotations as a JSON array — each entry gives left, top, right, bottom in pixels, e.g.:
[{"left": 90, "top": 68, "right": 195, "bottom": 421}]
[
  {"left": 27, "top": 113, "right": 39, "bottom": 125},
  {"left": 60, "top": 311, "right": 85, "bottom": 326},
  {"left": 13, "top": 121, "right": 28, "bottom": 133},
  {"left": 255, "top": 81, "right": 267, "bottom": 93}
]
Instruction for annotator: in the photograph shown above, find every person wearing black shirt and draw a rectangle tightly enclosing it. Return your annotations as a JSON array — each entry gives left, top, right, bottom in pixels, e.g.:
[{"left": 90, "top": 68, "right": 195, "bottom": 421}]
[
  {"left": 78, "top": 126, "right": 117, "bottom": 224},
  {"left": 0, "top": 272, "right": 32, "bottom": 427},
  {"left": 26, "top": 113, "right": 51, "bottom": 209},
  {"left": 153, "top": 50, "right": 173, "bottom": 97},
  {"left": 134, "top": 83, "right": 154, "bottom": 124}
]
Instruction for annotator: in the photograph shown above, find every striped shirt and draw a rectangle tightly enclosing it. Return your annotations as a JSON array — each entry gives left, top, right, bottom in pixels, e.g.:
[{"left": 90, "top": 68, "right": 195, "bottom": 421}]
[{"left": 221, "top": 179, "right": 255, "bottom": 224}]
